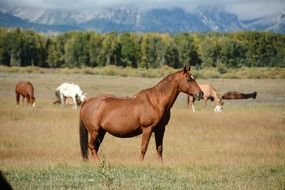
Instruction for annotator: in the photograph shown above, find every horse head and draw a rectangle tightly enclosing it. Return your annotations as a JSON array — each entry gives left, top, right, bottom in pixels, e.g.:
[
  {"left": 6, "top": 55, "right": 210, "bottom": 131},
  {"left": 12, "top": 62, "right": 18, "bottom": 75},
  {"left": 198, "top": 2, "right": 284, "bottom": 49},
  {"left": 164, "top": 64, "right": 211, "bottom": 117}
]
[
  {"left": 252, "top": 91, "right": 257, "bottom": 99},
  {"left": 214, "top": 99, "right": 224, "bottom": 112},
  {"left": 76, "top": 91, "right": 87, "bottom": 103},
  {"left": 178, "top": 66, "right": 203, "bottom": 100},
  {"left": 80, "top": 93, "right": 87, "bottom": 102}
]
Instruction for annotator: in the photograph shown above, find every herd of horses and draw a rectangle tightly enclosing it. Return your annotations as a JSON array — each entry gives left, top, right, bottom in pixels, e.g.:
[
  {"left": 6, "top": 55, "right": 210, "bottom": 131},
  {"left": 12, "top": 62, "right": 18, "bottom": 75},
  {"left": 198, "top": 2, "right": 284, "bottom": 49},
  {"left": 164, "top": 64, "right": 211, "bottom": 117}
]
[{"left": 14, "top": 66, "right": 257, "bottom": 163}]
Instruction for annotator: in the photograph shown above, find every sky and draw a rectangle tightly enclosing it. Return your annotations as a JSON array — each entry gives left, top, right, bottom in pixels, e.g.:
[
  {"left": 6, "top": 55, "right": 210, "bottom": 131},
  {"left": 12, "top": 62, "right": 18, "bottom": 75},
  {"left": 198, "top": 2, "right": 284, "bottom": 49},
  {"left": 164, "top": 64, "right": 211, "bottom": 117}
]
[{"left": 1, "top": 0, "right": 285, "bottom": 20}]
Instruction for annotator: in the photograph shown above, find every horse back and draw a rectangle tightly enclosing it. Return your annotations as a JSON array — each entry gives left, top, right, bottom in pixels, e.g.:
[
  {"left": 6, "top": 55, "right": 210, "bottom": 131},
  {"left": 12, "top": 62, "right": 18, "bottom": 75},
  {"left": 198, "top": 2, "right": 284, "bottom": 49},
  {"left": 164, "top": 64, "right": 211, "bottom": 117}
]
[
  {"left": 80, "top": 96, "right": 105, "bottom": 119},
  {"left": 15, "top": 81, "right": 34, "bottom": 96},
  {"left": 199, "top": 84, "right": 216, "bottom": 97},
  {"left": 57, "top": 82, "right": 83, "bottom": 98}
]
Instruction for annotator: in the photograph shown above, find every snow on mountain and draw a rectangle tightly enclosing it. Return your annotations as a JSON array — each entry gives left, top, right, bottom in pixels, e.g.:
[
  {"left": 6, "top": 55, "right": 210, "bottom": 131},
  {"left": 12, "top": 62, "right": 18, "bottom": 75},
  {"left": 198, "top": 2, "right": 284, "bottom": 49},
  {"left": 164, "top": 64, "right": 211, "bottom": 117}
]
[
  {"left": 195, "top": 6, "right": 246, "bottom": 32},
  {"left": 0, "top": 11, "right": 83, "bottom": 32},
  {"left": 6, "top": 7, "right": 46, "bottom": 22},
  {"left": 139, "top": 8, "right": 210, "bottom": 32},
  {"left": 270, "top": 13, "right": 285, "bottom": 33},
  {"left": 243, "top": 10, "right": 285, "bottom": 33}
]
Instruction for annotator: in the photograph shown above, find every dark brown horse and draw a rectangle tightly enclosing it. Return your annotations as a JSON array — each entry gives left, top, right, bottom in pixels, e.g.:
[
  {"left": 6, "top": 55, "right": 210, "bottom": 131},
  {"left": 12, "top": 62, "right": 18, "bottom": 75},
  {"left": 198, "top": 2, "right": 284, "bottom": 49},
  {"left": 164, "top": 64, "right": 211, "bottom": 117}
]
[
  {"left": 222, "top": 91, "right": 257, "bottom": 100},
  {"left": 15, "top": 81, "right": 35, "bottom": 107},
  {"left": 79, "top": 67, "right": 203, "bottom": 162}
]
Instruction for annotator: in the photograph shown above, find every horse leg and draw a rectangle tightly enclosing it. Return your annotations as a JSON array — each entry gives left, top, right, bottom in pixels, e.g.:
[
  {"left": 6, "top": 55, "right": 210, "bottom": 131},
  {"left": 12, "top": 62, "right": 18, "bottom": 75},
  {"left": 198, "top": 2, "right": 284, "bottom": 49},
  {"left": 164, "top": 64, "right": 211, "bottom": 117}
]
[
  {"left": 22, "top": 95, "right": 25, "bottom": 105},
  {"left": 88, "top": 130, "right": 100, "bottom": 161},
  {"left": 191, "top": 97, "right": 196, "bottom": 112},
  {"left": 60, "top": 94, "right": 65, "bottom": 105},
  {"left": 140, "top": 127, "right": 153, "bottom": 161},
  {"left": 192, "top": 104, "right": 195, "bottom": 112},
  {"left": 94, "top": 129, "right": 106, "bottom": 154},
  {"left": 16, "top": 93, "right": 20, "bottom": 106},
  {"left": 154, "top": 126, "right": 165, "bottom": 162},
  {"left": 204, "top": 98, "right": 208, "bottom": 107},
  {"left": 187, "top": 95, "right": 190, "bottom": 106},
  {"left": 72, "top": 96, "right": 77, "bottom": 110},
  {"left": 26, "top": 95, "right": 31, "bottom": 105}
]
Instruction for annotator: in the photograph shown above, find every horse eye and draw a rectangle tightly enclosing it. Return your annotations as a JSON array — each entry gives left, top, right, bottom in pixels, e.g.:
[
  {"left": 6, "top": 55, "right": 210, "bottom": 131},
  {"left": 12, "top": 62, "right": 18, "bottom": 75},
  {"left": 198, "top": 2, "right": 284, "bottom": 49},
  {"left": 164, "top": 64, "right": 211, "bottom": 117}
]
[{"left": 188, "top": 75, "right": 195, "bottom": 81}]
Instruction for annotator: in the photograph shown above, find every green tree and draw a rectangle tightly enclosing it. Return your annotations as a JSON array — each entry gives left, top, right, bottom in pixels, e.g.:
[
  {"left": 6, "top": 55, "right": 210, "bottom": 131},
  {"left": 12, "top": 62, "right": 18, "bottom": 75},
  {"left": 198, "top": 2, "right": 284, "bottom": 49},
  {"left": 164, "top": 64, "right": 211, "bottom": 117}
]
[
  {"left": 219, "top": 38, "right": 247, "bottom": 68},
  {"left": 174, "top": 33, "right": 201, "bottom": 67},
  {"left": 64, "top": 32, "right": 90, "bottom": 67},
  {"left": 8, "top": 28, "right": 22, "bottom": 66},
  {"left": 89, "top": 32, "right": 103, "bottom": 67},
  {"left": 100, "top": 32, "right": 121, "bottom": 66},
  {"left": 46, "top": 38, "right": 63, "bottom": 67},
  {"left": 164, "top": 43, "right": 180, "bottom": 68},
  {"left": 200, "top": 37, "right": 221, "bottom": 67},
  {"left": 0, "top": 29, "right": 11, "bottom": 66},
  {"left": 119, "top": 33, "right": 137, "bottom": 67}
]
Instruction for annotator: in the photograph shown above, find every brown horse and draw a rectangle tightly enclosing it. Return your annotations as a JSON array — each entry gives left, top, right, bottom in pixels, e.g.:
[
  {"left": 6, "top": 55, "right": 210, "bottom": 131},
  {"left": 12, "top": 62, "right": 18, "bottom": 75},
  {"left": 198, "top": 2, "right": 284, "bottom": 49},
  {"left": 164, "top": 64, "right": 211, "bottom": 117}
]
[
  {"left": 222, "top": 91, "right": 257, "bottom": 100},
  {"left": 187, "top": 84, "right": 224, "bottom": 112},
  {"left": 15, "top": 81, "right": 35, "bottom": 107},
  {"left": 79, "top": 67, "right": 203, "bottom": 162}
]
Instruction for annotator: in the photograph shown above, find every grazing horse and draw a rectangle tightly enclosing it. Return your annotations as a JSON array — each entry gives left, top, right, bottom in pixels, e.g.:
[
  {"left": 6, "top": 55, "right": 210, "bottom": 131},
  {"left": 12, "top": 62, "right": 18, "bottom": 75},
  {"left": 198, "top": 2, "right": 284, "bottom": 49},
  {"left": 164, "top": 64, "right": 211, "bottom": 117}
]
[
  {"left": 79, "top": 66, "right": 203, "bottom": 162},
  {"left": 55, "top": 82, "right": 86, "bottom": 109},
  {"left": 222, "top": 91, "right": 257, "bottom": 100},
  {"left": 15, "top": 81, "right": 35, "bottom": 107},
  {"left": 187, "top": 84, "right": 224, "bottom": 112}
]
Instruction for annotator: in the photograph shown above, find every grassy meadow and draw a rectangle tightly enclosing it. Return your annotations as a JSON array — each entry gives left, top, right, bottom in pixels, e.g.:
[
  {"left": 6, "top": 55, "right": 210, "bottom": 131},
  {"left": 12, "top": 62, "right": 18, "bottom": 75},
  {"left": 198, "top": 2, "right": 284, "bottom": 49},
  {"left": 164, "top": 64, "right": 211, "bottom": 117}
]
[{"left": 0, "top": 71, "right": 285, "bottom": 189}]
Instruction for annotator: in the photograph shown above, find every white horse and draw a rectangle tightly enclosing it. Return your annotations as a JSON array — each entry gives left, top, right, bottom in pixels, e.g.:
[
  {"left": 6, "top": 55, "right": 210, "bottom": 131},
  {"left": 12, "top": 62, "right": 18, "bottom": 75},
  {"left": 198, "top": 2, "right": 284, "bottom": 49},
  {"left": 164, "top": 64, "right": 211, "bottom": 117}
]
[{"left": 55, "top": 82, "right": 87, "bottom": 110}]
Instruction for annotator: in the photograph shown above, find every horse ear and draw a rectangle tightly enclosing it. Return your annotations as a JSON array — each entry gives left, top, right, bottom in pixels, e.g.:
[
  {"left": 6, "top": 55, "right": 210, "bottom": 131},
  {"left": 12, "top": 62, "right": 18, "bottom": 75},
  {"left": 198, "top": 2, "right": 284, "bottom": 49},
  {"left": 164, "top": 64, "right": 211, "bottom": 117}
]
[
  {"left": 183, "top": 66, "right": 187, "bottom": 74},
  {"left": 188, "top": 65, "right": 191, "bottom": 71}
]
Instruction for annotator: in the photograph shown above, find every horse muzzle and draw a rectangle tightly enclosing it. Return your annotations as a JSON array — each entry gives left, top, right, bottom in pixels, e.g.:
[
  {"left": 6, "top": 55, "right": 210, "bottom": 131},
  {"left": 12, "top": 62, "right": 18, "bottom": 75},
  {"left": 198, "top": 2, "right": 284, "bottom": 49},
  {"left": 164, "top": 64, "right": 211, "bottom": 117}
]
[
  {"left": 214, "top": 105, "right": 223, "bottom": 112},
  {"left": 195, "top": 92, "right": 204, "bottom": 101}
]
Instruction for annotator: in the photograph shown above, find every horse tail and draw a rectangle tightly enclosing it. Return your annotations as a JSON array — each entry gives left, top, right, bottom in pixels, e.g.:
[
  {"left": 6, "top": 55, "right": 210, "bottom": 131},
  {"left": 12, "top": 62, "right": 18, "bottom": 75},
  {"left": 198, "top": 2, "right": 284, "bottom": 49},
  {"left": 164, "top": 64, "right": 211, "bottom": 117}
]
[{"left": 79, "top": 116, "right": 89, "bottom": 160}]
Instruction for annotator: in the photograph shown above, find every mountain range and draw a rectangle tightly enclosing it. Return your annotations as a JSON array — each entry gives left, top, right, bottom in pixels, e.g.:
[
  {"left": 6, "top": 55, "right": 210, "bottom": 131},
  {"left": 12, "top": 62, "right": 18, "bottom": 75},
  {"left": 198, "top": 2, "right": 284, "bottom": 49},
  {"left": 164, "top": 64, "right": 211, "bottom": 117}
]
[{"left": 0, "top": 5, "right": 284, "bottom": 33}]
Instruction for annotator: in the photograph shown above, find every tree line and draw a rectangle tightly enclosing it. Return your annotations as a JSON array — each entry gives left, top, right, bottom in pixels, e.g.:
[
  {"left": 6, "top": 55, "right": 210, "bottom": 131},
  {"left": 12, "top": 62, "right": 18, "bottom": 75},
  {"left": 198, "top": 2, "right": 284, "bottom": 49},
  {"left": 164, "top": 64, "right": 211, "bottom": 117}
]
[{"left": 0, "top": 28, "right": 284, "bottom": 69}]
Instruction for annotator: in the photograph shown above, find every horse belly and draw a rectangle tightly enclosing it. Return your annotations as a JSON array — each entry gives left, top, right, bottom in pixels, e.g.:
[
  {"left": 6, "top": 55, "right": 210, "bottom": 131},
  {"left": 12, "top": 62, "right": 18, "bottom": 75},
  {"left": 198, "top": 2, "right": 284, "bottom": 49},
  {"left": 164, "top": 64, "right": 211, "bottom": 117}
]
[
  {"left": 108, "top": 127, "right": 142, "bottom": 138},
  {"left": 101, "top": 110, "right": 142, "bottom": 138}
]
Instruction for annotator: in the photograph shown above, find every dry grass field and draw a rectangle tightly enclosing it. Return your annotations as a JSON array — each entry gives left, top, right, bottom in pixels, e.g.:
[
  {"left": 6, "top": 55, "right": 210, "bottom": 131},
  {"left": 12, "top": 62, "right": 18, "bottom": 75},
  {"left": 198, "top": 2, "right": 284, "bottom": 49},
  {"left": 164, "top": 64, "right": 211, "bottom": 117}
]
[{"left": 0, "top": 72, "right": 285, "bottom": 189}]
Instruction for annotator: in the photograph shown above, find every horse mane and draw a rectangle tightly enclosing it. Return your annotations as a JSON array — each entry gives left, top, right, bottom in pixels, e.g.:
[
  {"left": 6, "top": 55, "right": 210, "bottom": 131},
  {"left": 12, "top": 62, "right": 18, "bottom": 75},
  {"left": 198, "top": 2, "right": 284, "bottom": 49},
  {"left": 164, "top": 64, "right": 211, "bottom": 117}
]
[{"left": 135, "top": 71, "right": 178, "bottom": 97}]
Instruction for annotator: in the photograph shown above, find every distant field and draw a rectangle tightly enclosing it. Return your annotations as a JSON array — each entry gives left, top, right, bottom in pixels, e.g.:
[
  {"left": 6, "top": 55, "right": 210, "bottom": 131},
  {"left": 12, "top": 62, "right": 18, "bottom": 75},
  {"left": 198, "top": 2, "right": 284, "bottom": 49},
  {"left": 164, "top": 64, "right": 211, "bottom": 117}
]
[
  {"left": 0, "top": 72, "right": 285, "bottom": 189},
  {"left": 1, "top": 65, "right": 285, "bottom": 79}
]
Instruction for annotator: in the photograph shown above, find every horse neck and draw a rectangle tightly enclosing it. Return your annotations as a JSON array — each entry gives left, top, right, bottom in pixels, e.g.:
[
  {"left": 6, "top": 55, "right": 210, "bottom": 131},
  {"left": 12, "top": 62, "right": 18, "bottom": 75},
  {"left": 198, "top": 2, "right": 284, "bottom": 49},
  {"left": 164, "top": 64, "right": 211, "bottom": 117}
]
[
  {"left": 212, "top": 91, "right": 222, "bottom": 105},
  {"left": 151, "top": 76, "right": 180, "bottom": 111}
]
